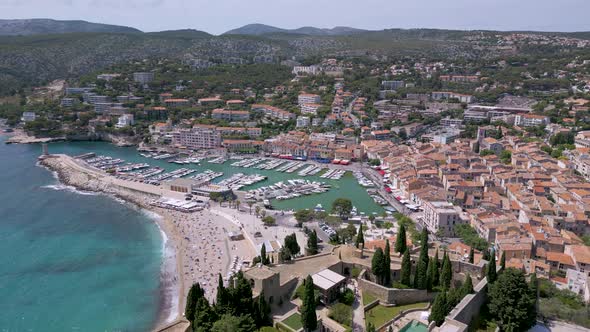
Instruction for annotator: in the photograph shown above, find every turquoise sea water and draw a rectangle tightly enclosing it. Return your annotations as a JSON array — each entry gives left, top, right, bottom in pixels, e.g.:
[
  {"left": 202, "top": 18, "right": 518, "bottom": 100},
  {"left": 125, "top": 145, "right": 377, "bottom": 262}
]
[{"left": 0, "top": 137, "right": 163, "bottom": 331}]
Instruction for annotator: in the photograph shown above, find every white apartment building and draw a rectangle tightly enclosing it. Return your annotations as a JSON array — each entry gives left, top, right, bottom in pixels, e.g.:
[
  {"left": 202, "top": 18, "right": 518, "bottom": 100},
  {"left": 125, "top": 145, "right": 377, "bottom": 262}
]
[
  {"left": 292, "top": 65, "right": 321, "bottom": 76},
  {"left": 515, "top": 114, "right": 550, "bottom": 127},
  {"left": 171, "top": 126, "right": 221, "bottom": 149},
  {"left": 422, "top": 201, "right": 465, "bottom": 237},
  {"left": 133, "top": 72, "right": 154, "bottom": 84},
  {"left": 296, "top": 116, "right": 311, "bottom": 128},
  {"left": 87, "top": 94, "right": 111, "bottom": 104},
  {"left": 115, "top": 114, "right": 134, "bottom": 128},
  {"left": 298, "top": 93, "right": 321, "bottom": 106},
  {"left": 440, "top": 117, "right": 463, "bottom": 128},
  {"left": 60, "top": 97, "right": 79, "bottom": 108},
  {"left": 300, "top": 103, "right": 321, "bottom": 115},
  {"left": 21, "top": 112, "right": 36, "bottom": 123},
  {"left": 97, "top": 73, "right": 121, "bottom": 81}
]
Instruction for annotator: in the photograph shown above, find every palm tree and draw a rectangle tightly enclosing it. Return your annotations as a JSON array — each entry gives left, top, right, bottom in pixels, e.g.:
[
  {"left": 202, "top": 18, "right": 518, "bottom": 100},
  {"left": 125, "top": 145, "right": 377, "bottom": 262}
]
[
  {"left": 255, "top": 206, "right": 261, "bottom": 218},
  {"left": 247, "top": 201, "right": 254, "bottom": 215},
  {"left": 235, "top": 200, "right": 241, "bottom": 211}
]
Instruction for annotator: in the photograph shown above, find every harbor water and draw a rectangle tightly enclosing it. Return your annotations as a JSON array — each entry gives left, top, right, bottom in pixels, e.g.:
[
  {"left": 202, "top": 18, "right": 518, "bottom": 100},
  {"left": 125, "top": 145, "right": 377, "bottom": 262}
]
[{"left": 43, "top": 141, "right": 386, "bottom": 215}]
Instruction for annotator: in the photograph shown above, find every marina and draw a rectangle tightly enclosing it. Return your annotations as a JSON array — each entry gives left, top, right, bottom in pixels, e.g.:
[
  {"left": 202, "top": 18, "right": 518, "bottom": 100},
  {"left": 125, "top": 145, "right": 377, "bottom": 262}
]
[
  {"left": 53, "top": 141, "right": 386, "bottom": 214},
  {"left": 216, "top": 173, "right": 267, "bottom": 190},
  {"left": 353, "top": 171, "right": 375, "bottom": 187},
  {"left": 248, "top": 179, "right": 330, "bottom": 201}
]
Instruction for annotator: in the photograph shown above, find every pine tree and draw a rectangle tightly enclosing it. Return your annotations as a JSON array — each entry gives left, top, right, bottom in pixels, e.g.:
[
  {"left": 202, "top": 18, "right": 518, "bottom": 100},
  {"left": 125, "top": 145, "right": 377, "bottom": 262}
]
[
  {"left": 307, "top": 230, "right": 318, "bottom": 255},
  {"left": 194, "top": 297, "right": 216, "bottom": 332},
  {"left": 500, "top": 251, "right": 506, "bottom": 270},
  {"left": 400, "top": 249, "right": 411, "bottom": 286},
  {"left": 301, "top": 275, "right": 318, "bottom": 331},
  {"left": 384, "top": 239, "right": 392, "bottom": 286},
  {"left": 487, "top": 250, "right": 497, "bottom": 284},
  {"left": 429, "top": 291, "right": 448, "bottom": 326},
  {"left": 395, "top": 223, "right": 407, "bottom": 254},
  {"left": 432, "top": 249, "right": 440, "bottom": 287},
  {"left": 185, "top": 283, "right": 204, "bottom": 324},
  {"left": 468, "top": 247, "right": 474, "bottom": 264},
  {"left": 488, "top": 268, "right": 536, "bottom": 332},
  {"left": 440, "top": 251, "right": 452, "bottom": 289},
  {"left": 355, "top": 224, "right": 364, "bottom": 248}
]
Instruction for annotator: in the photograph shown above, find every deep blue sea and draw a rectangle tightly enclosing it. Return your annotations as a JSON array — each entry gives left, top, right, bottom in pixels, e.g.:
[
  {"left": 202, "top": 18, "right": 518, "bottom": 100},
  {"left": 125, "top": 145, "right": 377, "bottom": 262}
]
[{"left": 0, "top": 137, "right": 163, "bottom": 332}]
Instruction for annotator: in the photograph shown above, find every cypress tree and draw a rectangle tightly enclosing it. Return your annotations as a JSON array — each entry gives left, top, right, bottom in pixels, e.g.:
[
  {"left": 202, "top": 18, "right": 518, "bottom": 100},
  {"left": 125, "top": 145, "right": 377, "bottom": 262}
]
[
  {"left": 355, "top": 224, "right": 364, "bottom": 248},
  {"left": 468, "top": 247, "right": 474, "bottom": 264},
  {"left": 414, "top": 229, "right": 429, "bottom": 289},
  {"left": 371, "top": 247, "right": 386, "bottom": 285},
  {"left": 400, "top": 249, "right": 411, "bottom": 286},
  {"left": 253, "top": 290, "right": 271, "bottom": 327},
  {"left": 530, "top": 272, "right": 538, "bottom": 306},
  {"left": 260, "top": 243, "right": 268, "bottom": 265},
  {"left": 395, "top": 223, "right": 407, "bottom": 254},
  {"left": 432, "top": 249, "right": 440, "bottom": 287},
  {"left": 384, "top": 239, "right": 392, "bottom": 286},
  {"left": 301, "top": 275, "right": 318, "bottom": 331},
  {"left": 440, "top": 251, "right": 452, "bottom": 289},
  {"left": 487, "top": 250, "right": 497, "bottom": 283},
  {"left": 307, "top": 230, "right": 318, "bottom": 255},
  {"left": 426, "top": 257, "right": 434, "bottom": 291},
  {"left": 461, "top": 273, "right": 474, "bottom": 296},
  {"left": 216, "top": 274, "right": 228, "bottom": 310},
  {"left": 185, "top": 283, "right": 204, "bottom": 324},
  {"left": 500, "top": 251, "right": 506, "bottom": 270},
  {"left": 429, "top": 291, "right": 448, "bottom": 326}
]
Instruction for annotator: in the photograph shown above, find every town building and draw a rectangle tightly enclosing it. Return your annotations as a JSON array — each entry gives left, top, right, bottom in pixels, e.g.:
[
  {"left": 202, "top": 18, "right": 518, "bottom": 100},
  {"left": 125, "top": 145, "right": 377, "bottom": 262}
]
[
  {"left": 422, "top": 201, "right": 465, "bottom": 236},
  {"left": 115, "top": 114, "right": 134, "bottom": 128},
  {"left": 251, "top": 104, "right": 295, "bottom": 122},
  {"left": 298, "top": 93, "right": 321, "bottom": 105},
  {"left": 171, "top": 125, "right": 222, "bottom": 149},
  {"left": 514, "top": 114, "right": 550, "bottom": 127},
  {"left": 60, "top": 97, "right": 79, "bottom": 108},
  {"left": 21, "top": 112, "right": 36, "bottom": 123},
  {"left": 164, "top": 98, "right": 190, "bottom": 108},
  {"left": 296, "top": 116, "right": 311, "bottom": 128},
  {"left": 211, "top": 109, "right": 250, "bottom": 122},
  {"left": 133, "top": 72, "right": 154, "bottom": 84}
]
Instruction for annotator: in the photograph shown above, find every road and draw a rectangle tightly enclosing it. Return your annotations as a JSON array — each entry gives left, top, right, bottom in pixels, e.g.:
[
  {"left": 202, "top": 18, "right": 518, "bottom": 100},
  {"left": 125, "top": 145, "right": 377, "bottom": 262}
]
[
  {"left": 351, "top": 280, "right": 365, "bottom": 332},
  {"left": 362, "top": 167, "right": 410, "bottom": 215}
]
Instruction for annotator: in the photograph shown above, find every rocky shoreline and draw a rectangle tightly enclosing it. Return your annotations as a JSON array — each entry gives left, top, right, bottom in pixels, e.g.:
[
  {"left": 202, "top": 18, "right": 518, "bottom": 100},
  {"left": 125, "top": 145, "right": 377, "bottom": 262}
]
[{"left": 5, "top": 129, "right": 138, "bottom": 147}]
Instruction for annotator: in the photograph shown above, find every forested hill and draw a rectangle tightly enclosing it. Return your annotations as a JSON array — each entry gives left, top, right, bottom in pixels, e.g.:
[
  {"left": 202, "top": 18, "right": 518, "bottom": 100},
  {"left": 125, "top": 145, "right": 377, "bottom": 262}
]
[
  {"left": 0, "top": 19, "right": 141, "bottom": 36},
  {"left": 1, "top": 25, "right": 590, "bottom": 96}
]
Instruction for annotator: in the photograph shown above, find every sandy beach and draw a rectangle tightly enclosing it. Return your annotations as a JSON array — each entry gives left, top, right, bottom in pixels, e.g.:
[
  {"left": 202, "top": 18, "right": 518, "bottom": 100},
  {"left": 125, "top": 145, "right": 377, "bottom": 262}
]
[{"left": 40, "top": 154, "right": 258, "bottom": 330}]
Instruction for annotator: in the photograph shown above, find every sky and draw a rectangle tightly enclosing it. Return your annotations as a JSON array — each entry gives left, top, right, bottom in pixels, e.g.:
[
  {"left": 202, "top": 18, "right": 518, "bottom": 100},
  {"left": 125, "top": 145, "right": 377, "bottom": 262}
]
[{"left": 1, "top": 0, "right": 590, "bottom": 35}]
